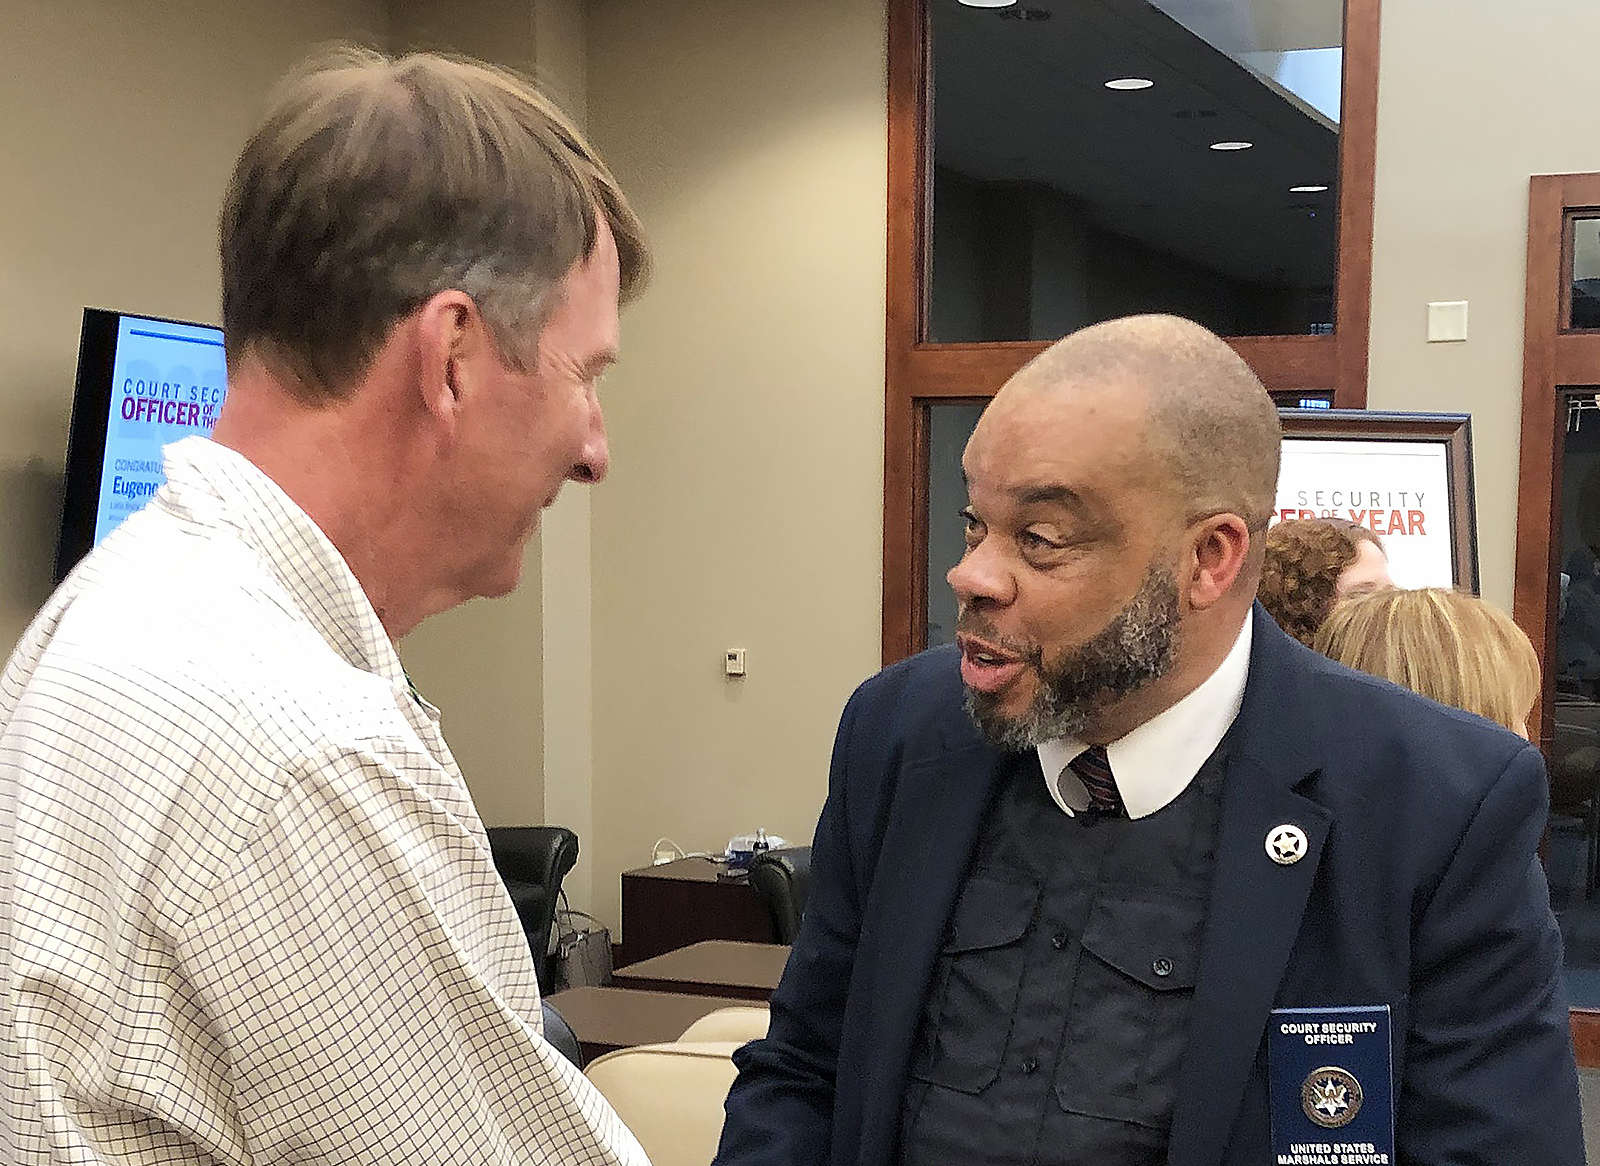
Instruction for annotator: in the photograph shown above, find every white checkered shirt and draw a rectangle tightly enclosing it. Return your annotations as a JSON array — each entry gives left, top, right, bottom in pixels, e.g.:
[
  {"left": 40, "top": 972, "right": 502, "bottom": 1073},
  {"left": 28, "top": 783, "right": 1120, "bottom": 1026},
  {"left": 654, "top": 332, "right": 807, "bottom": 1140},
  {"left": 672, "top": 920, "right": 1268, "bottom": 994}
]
[{"left": 0, "top": 437, "right": 647, "bottom": 1166}]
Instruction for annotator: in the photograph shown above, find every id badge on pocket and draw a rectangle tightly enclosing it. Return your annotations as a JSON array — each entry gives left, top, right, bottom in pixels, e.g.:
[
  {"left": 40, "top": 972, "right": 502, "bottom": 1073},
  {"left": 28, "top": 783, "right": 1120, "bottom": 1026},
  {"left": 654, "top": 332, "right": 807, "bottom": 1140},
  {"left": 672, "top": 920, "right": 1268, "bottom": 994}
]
[{"left": 1268, "top": 1005, "right": 1395, "bottom": 1165}]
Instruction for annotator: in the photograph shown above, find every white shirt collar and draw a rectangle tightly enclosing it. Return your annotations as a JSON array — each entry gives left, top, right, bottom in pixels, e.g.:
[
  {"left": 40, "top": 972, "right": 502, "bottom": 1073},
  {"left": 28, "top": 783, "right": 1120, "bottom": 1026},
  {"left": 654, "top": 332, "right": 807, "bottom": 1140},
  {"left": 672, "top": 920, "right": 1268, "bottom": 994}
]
[{"left": 1036, "top": 616, "right": 1252, "bottom": 819}]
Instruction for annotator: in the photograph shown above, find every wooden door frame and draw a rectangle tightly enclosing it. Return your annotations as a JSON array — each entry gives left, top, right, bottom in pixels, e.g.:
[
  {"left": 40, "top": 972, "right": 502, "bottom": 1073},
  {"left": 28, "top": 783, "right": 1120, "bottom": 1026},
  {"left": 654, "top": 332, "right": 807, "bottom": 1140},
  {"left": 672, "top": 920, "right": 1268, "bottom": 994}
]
[
  {"left": 882, "top": 0, "right": 1384, "bottom": 663},
  {"left": 1511, "top": 172, "right": 1600, "bottom": 1065},
  {"left": 1513, "top": 172, "right": 1600, "bottom": 750}
]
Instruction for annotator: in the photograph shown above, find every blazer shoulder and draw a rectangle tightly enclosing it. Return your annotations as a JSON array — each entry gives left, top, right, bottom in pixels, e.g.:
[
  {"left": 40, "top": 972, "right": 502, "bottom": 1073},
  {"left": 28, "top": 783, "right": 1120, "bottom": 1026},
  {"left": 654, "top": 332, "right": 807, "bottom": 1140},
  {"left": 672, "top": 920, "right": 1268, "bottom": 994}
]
[
  {"left": 835, "top": 644, "right": 987, "bottom": 773},
  {"left": 849, "top": 644, "right": 966, "bottom": 723},
  {"left": 1300, "top": 651, "right": 1534, "bottom": 813},
  {"left": 1246, "top": 614, "right": 1533, "bottom": 816}
]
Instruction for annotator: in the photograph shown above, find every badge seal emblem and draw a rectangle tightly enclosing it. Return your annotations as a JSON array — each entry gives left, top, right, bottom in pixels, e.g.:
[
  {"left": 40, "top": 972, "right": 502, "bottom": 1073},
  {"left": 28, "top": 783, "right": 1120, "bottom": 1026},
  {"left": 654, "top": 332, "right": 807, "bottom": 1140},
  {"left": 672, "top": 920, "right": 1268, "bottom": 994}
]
[
  {"left": 1266, "top": 823, "right": 1308, "bottom": 865},
  {"left": 1301, "top": 1066, "right": 1363, "bottom": 1128}
]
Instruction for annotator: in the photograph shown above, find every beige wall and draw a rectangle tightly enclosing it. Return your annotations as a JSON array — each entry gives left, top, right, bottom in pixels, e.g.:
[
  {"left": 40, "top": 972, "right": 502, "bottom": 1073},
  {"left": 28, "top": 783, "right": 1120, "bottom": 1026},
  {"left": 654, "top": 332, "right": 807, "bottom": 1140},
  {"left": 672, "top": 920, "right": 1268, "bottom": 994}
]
[
  {"left": 1368, "top": 0, "right": 1600, "bottom": 610},
  {"left": 0, "top": 0, "right": 387, "bottom": 650},
  {"left": 399, "top": 573, "right": 546, "bottom": 827},
  {"left": 390, "top": 0, "right": 533, "bottom": 68},
  {"left": 532, "top": 0, "right": 601, "bottom": 910},
  {"left": 585, "top": 0, "right": 888, "bottom": 934}
]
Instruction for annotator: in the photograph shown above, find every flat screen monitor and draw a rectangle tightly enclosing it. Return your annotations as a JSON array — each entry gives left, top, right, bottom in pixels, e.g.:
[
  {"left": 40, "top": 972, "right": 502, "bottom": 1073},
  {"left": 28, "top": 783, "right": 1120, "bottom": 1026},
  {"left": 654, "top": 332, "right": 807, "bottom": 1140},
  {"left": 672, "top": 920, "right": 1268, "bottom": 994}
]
[{"left": 54, "top": 308, "right": 227, "bottom": 581}]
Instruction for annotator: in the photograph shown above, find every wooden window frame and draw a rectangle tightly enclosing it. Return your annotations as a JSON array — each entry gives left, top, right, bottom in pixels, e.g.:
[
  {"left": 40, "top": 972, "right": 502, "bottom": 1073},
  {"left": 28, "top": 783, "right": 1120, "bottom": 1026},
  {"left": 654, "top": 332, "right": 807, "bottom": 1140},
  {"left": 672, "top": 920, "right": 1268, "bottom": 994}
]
[{"left": 882, "top": 0, "right": 1384, "bottom": 663}]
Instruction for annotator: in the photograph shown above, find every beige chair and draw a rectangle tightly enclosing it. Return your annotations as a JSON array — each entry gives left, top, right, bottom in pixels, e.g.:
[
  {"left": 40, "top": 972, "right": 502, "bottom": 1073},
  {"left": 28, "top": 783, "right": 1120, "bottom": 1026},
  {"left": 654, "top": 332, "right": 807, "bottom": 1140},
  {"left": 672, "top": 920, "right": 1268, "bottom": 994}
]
[
  {"left": 678, "top": 1005, "right": 770, "bottom": 1044},
  {"left": 585, "top": 1041, "right": 741, "bottom": 1166}
]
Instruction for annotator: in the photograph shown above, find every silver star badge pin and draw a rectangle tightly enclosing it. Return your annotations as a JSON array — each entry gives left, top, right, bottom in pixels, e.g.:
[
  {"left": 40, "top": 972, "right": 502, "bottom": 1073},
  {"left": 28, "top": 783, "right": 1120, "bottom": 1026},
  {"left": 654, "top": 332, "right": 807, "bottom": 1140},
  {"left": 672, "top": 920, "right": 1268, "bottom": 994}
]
[{"left": 1265, "top": 823, "right": 1308, "bottom": 865}]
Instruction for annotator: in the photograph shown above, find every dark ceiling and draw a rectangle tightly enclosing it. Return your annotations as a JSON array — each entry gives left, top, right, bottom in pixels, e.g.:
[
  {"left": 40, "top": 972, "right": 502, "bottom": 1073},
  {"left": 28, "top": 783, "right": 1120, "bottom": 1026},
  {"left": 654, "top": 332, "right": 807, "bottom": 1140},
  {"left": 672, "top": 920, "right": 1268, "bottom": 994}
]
[{"left": 932, "top": 0, "right": 1342, "bottom": 290}]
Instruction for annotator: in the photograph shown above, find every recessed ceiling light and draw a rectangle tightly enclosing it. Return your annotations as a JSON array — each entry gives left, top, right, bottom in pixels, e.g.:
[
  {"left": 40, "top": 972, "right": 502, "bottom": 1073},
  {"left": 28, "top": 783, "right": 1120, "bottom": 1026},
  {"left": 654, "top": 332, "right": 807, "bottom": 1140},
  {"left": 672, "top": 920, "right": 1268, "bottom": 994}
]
[
  {"left": 957, "top": 0, "right": 1017, "bottom": 6},
  {"left": 1105, "top": 78, "right": 1154, "bottom": 91},
  {"left": 1289, "top": 184, "right": 1330, "bottom": 193},
  {"left": 1209, "top": 140, "right": 1254, "bottom": 151}
]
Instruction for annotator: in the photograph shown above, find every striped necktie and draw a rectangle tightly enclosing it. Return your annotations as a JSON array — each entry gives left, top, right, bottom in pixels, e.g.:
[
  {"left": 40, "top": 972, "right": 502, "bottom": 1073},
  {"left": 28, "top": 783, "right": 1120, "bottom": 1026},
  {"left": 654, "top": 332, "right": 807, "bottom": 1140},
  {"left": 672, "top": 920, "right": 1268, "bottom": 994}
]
[{"left": 1068, "top": 745, "right": 1124, "bottom": 817}]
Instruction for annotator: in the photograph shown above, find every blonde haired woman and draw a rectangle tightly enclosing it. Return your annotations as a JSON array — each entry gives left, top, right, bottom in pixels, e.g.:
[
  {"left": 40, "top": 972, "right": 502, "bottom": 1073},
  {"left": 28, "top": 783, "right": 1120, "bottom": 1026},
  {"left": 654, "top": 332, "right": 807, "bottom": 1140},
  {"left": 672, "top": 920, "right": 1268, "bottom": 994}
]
[{"left": 1314, "top": 587, "right": 1539, "bottom": 737}]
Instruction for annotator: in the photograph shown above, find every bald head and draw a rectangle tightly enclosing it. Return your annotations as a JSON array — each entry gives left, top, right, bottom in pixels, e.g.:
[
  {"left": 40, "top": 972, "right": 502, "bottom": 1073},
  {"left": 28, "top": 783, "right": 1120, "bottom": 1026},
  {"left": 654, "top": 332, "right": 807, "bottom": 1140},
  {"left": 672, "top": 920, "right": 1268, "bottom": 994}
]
[{"left": 1004, "top": 314, "right": 1281, "bottom": 536}]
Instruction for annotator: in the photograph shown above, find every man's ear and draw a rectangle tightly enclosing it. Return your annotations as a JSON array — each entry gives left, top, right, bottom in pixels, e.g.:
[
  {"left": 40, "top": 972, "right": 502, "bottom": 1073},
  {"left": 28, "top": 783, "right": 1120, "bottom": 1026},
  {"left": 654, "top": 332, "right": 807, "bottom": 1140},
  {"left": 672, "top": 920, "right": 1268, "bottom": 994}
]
[
  {"left": 414, "top": 290, "right": 481, "bottom": 441},
  {"left": 1186, "top": 513, "right": 1252, "bottom": 609}
]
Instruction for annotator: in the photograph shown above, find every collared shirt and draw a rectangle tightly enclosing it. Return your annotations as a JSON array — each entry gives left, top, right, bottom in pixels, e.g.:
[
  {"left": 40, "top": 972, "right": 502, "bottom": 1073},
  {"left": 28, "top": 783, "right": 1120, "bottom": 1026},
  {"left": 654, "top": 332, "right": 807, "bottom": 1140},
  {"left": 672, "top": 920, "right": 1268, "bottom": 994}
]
[
  {"left": 0, "top": 437, "right": 645, "bottom": 1166},
  {"left": 1037, "top": 617, "right": 1252, "bottom": 818}
]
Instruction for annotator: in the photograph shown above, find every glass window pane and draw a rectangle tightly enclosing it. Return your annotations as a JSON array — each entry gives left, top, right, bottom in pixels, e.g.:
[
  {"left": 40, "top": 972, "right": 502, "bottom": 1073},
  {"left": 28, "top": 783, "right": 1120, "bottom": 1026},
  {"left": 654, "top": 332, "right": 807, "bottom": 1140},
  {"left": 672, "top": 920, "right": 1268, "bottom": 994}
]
[
  {"left": 928, "top": 0, "right": 1341, "bottom": 343},
  {"left": 926, "top": 402, "right": 987, "bottom": 647},
  {"left": 1571, "top": 217, "right": 1600, "bottom": 329},
  {"left": 1551, "top": 387, "right": 1600, "bottom": 1007}
]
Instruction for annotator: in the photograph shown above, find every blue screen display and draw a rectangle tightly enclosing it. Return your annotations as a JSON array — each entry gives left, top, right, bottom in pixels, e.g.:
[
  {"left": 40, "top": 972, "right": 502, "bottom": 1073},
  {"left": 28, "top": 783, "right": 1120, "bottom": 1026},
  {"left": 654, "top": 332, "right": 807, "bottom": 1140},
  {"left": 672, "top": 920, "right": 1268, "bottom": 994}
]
[{"left": 93, "top": 315, "right": 227, "bottom": 546}]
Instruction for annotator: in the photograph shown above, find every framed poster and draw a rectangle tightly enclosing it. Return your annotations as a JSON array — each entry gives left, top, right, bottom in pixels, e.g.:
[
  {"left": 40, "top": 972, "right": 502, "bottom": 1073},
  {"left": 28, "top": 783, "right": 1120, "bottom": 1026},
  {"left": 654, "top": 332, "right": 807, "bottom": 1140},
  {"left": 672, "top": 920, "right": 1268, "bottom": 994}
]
[{"left": 1275, "top": 409, "right": 1478, "bottom": 593}]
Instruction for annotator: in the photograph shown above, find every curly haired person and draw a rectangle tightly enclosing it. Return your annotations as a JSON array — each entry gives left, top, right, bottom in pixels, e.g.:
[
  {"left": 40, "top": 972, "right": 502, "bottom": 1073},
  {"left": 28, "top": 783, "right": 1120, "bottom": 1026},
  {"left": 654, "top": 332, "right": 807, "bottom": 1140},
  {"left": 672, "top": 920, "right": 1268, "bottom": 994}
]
[{"left": 1258, "top": 517, "right": 1393, "bottom": 645}]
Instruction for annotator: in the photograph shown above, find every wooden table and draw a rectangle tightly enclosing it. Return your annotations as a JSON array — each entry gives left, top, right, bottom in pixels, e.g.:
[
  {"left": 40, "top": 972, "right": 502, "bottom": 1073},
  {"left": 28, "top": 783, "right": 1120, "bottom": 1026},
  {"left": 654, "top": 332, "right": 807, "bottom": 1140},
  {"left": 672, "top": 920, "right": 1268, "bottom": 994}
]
[
  {"left": 620, "top": 857, "right": 777, "bottom": 964},
  {"left": 612, "top": 940, "right": 791, "bottom": 1001},
  {"left": 546, "top": 985, "right": 756, "bottom": 1063}
]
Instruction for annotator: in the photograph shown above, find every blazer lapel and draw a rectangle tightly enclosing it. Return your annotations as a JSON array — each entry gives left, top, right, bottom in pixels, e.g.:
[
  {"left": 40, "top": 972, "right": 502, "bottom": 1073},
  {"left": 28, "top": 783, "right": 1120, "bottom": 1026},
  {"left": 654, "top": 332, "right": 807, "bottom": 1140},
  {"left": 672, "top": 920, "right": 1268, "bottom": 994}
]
[
  {"left": 853, "top": 738, "right": 1010, "bottom": 1166},
  {"left": 1168, "top": 607, "right": 1334, "bottom": 1166}
]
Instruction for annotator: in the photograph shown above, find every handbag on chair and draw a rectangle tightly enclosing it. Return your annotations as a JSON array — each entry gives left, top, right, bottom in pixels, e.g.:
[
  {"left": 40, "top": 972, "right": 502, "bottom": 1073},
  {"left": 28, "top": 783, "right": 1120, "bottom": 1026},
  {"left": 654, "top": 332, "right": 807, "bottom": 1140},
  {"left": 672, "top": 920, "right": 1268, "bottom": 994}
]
[{"left": 550, "top": 894, "right": 614, "bottom": 991}]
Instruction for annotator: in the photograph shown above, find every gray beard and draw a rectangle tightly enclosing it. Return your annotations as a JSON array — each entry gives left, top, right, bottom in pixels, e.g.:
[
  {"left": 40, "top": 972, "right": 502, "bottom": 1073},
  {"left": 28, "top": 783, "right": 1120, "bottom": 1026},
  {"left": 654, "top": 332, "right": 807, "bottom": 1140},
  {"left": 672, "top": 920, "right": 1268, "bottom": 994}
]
[{"left": 962, "top": 566, "right": 1181, "bottom": 751}]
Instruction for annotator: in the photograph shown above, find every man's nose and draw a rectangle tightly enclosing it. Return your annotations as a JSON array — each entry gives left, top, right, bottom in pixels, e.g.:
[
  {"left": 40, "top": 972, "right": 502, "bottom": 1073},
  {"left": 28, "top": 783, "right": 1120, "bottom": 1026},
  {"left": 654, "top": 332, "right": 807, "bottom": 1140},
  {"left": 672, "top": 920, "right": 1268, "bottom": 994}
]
[
  {"left": 947, "top": 539, "right": 1015, "bottom": 608},
  {"left": 570, "top": 397, "right": 609, "bottom": 484}
]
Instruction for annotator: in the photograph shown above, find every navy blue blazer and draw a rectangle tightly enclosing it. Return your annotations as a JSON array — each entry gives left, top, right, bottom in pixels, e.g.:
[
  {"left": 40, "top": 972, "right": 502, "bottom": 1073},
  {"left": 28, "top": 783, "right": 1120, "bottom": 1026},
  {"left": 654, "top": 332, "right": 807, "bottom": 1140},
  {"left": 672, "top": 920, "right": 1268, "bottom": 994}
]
[{"left": 716, "top": 605, "right": 1584, "bottom": 1166}]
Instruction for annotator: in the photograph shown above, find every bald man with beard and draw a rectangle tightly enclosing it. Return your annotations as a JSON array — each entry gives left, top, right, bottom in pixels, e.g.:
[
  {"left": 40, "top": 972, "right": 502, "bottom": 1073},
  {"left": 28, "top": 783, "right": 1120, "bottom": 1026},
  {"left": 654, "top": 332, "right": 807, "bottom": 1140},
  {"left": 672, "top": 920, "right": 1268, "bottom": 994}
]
[{"left": 714, "top": 315, "right": 1582, "bottom": 1166}]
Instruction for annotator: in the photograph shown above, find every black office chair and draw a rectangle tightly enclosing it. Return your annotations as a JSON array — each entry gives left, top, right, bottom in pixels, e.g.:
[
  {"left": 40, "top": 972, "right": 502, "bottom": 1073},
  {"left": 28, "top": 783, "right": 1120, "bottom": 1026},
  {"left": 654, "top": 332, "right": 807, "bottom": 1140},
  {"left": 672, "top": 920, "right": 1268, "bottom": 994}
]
[
  {"left": 541, "top": 1000, "right": 584, "bottom": 1068},
  {"left": 748, "top": 846, "right": 812, "bottom": 944},
  {"left": 486, "top": 825, "right": 580, "bottom": 990}
]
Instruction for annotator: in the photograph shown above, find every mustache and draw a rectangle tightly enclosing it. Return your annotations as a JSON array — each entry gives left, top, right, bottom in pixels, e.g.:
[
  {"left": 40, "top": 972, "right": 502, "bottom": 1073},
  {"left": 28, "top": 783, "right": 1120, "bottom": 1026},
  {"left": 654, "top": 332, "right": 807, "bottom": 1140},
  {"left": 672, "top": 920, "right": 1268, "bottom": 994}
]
[{"left": 954, "top": 608, "right": 1043, "bottom": 667}]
